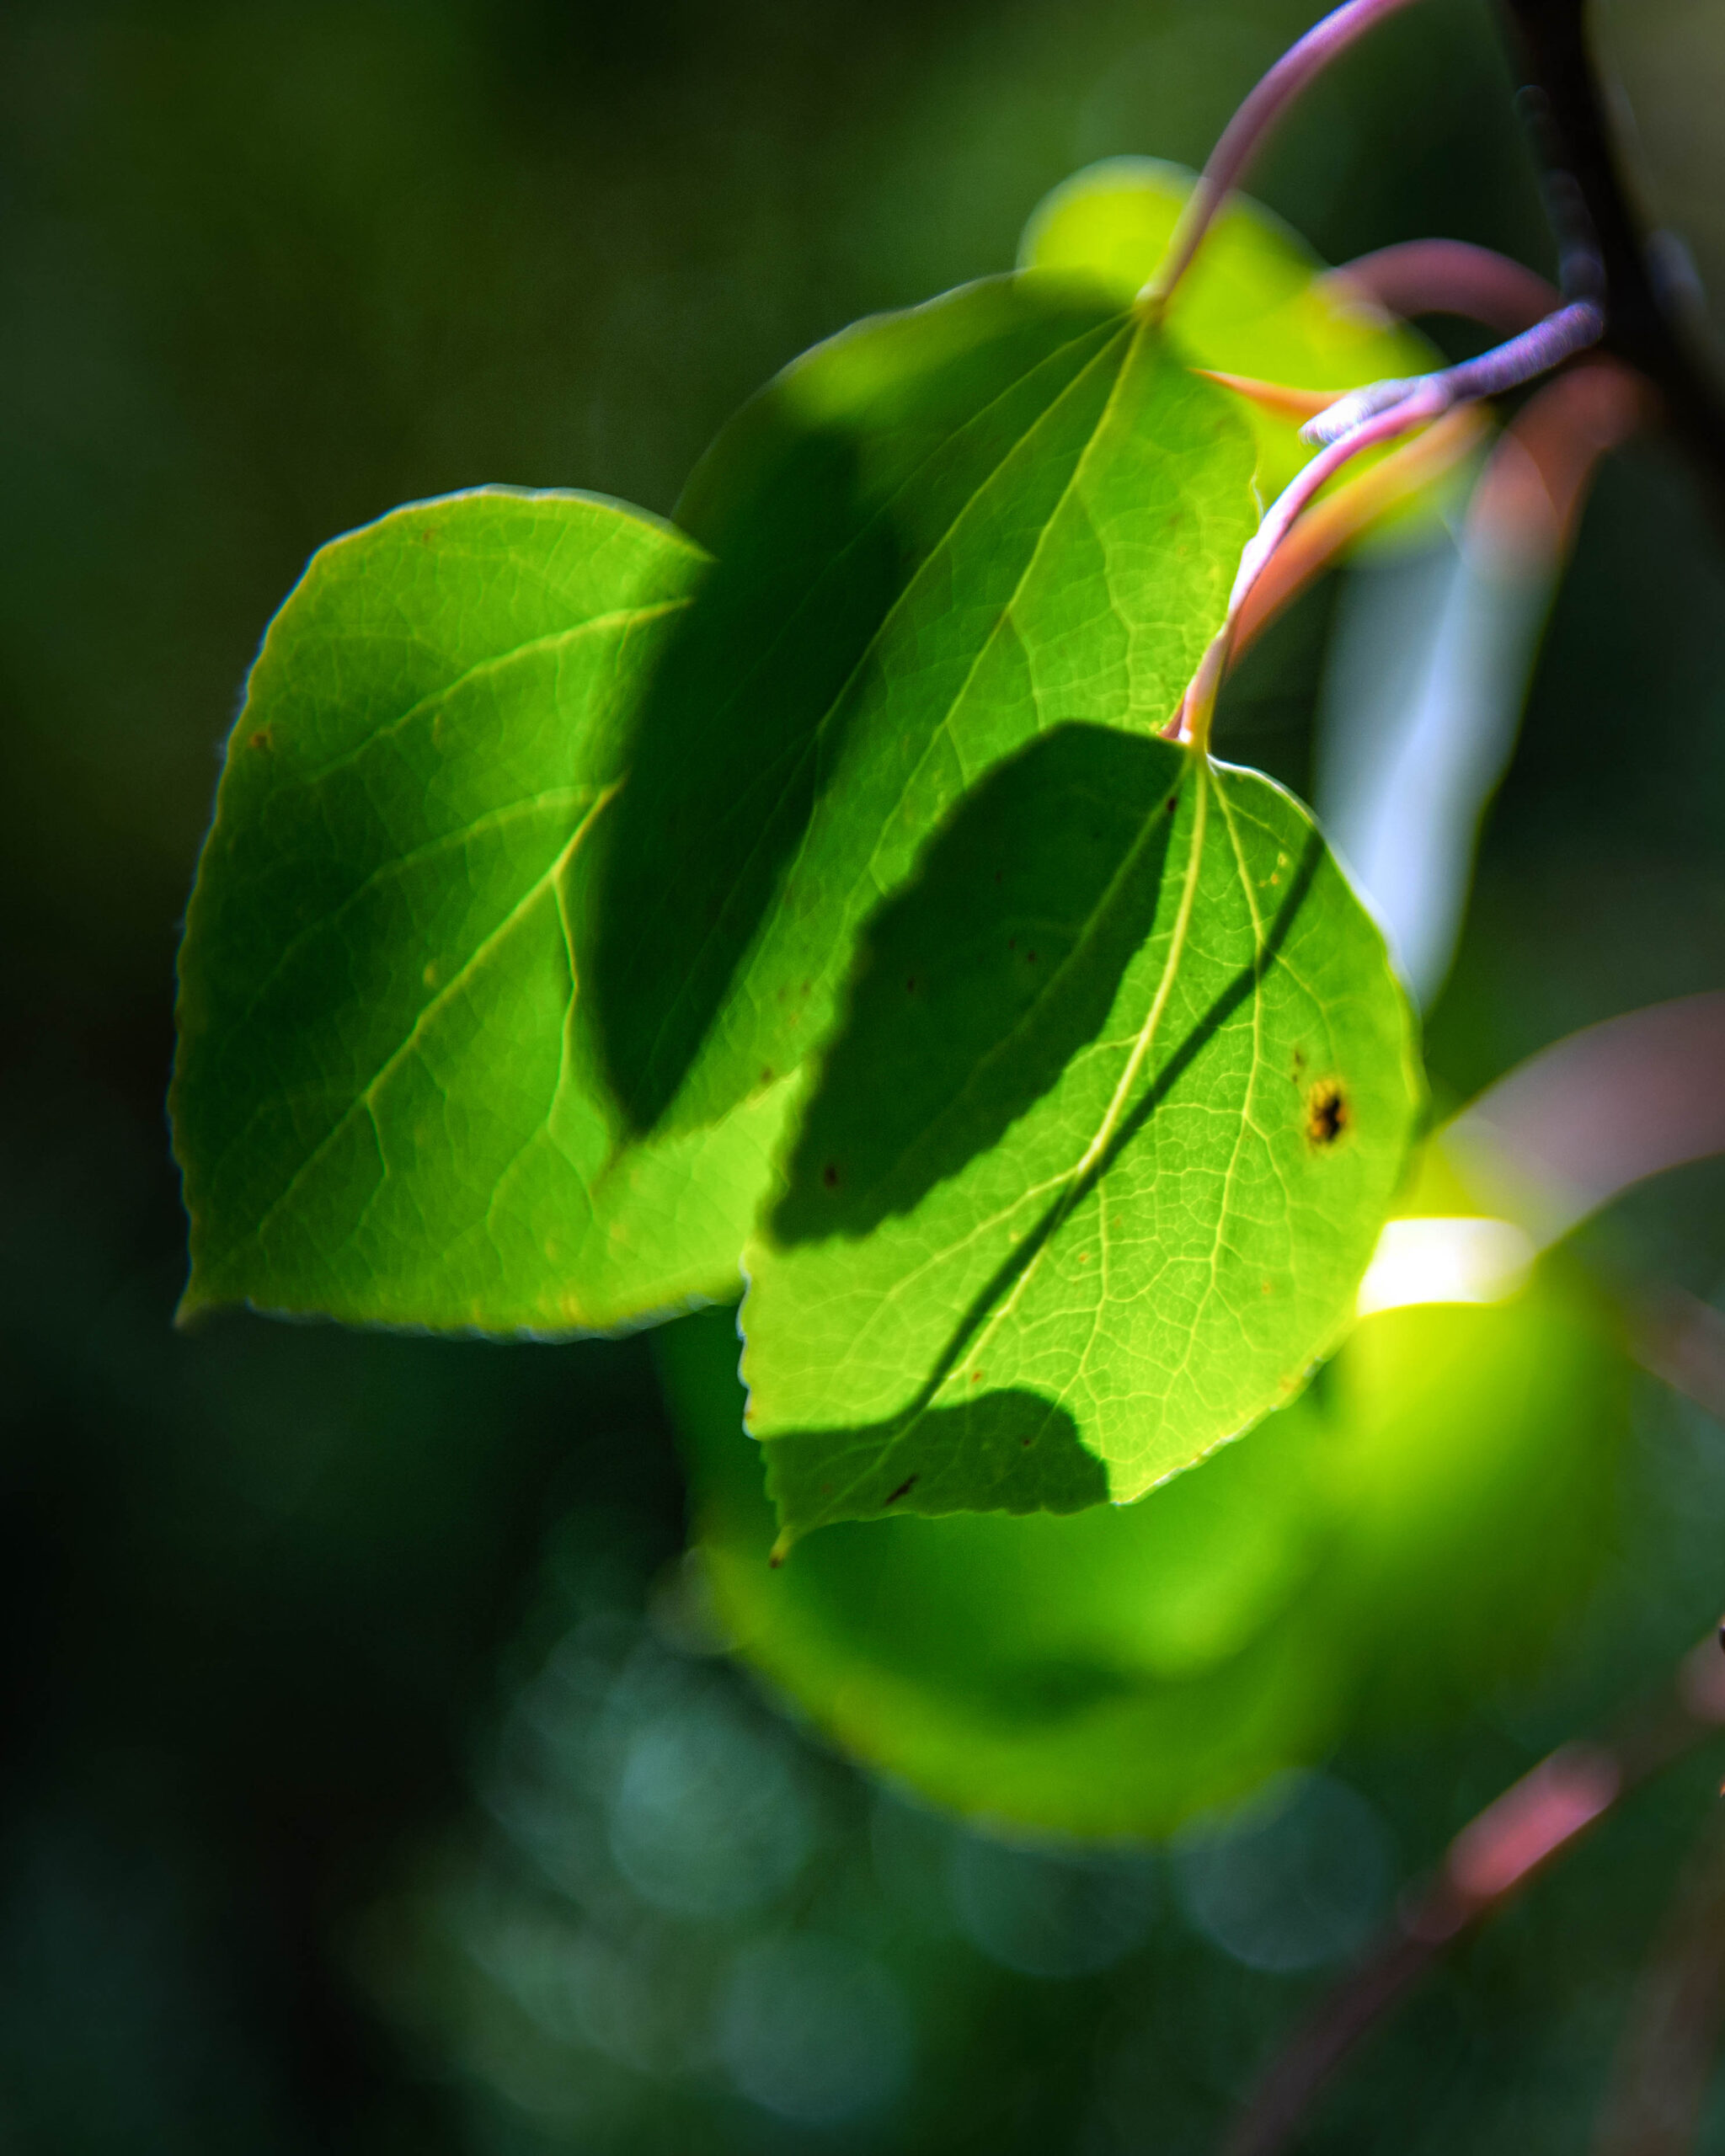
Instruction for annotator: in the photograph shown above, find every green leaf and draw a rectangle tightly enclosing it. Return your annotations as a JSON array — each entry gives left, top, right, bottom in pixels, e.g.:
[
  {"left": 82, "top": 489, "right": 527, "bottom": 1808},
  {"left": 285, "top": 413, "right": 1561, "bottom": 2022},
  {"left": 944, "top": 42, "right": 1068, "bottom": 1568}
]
[
  {"left": 662, "top": 1241, "right": 1626, "bottom": 1840},
  {"left": 1020, "top": 157, "right": 1450, "bottom": 506},
  {"left": 586, "top": 274, "right": 1259, "bottom": 1151},
  {"left": 173, "top": 487, "right": 795, "bottom": 1333},
  {"left": 740, "top": 736, "right": 1423, "bottom": 1539}
]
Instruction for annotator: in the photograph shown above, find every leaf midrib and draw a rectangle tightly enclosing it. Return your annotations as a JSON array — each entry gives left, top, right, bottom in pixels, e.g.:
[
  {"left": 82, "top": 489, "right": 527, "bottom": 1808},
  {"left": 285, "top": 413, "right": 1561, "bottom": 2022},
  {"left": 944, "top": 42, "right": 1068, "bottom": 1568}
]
[{"left": 786, "top": 759, "right": 1210, "bottom": 1521}]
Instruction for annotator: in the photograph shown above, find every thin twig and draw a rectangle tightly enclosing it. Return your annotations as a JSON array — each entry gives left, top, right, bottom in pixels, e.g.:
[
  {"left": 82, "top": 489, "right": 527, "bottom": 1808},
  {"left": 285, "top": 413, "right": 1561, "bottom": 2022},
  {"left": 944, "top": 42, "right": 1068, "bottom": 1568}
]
[
  {"left": 1172, "top": 301, "right": 1605, "bottom": 746},
  {"left": 1141, "top": 0, "right": 1427, "bottom": 313},
  {"left": 1301, "top": 298, "right": 1603, "bottom": 446},
  {"left": 1495, "top": 0, "right": 1725, "bottom": 523},
  {"left": 1221, "top": 1638, "right": 1725, "bottom": 2156},
  {"left": 1226, "top": 408, "right": 1487, "bottom": 659}
]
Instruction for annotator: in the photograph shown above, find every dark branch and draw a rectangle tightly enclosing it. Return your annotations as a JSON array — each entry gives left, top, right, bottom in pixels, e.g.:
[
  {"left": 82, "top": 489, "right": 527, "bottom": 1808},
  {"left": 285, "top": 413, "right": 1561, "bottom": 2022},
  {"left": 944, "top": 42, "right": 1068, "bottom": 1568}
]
[{"left": 1494, "top": 0, "right": 1725, "bottom": 520}]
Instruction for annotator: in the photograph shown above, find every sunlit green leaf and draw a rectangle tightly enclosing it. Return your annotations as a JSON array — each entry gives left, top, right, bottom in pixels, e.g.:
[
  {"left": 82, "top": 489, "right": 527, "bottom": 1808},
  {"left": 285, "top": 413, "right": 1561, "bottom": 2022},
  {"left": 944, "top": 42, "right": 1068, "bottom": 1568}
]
[
  {"left": 740, "top": 741, "right": 1423, "bottom": 1537},
  {"left": 173, "top": 487, "right": 795, "bottom": 1332},
  {"left": 663, "top": 1236, "right": 1626, "bottom": 1839},
  {"left": 1020, "top": 156, "right": 1451, "bottom": 506},
  {"left": 586, "top": 275, "right": 1259, "bottom": 1153}
]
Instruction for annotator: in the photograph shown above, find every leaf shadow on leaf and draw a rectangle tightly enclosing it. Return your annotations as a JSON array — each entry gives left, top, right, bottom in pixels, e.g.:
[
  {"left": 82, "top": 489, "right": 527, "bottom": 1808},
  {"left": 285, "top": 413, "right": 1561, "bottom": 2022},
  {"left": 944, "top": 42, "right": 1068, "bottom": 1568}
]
[
  {"left": 763, "top": 1386, "right": 1109, "bottom": 1547},
  {"left": 583, "top": 279, "right": 1135, "bottom": 1146},
  {"left": 772, "top": 721, "right": 1183, "bottom": 1246},
  {"left": 759, "top": 816, "right": 1327, "bottom": 1537},
  {"left": 584, "top": 423, "right": 903, "bottom": 1138}
]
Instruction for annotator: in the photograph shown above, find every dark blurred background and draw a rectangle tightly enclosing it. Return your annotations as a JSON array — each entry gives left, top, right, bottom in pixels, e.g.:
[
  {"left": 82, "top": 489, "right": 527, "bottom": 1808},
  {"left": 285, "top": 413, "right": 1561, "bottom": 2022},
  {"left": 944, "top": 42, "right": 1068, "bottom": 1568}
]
[{"left": 4, "top": 0, "right": 1725, "bottom": 2148}]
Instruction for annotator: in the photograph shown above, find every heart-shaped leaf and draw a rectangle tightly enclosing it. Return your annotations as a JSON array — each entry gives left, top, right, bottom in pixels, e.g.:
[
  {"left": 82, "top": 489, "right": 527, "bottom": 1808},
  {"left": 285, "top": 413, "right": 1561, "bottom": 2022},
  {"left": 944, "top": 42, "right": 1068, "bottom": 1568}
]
[
  {"left": 740, "top": 734, "right": 1423, "bottom": 1539},
  {"left": 173, "top": 487, "right": 795, "bottom": 1332}
]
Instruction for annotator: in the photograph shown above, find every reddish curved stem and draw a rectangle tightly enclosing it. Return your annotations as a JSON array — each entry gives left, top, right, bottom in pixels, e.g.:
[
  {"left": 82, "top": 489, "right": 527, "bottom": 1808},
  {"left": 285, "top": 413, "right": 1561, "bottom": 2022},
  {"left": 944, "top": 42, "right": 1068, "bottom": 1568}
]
[
  {"left": 1323, "top": 239, "right": 1560, "bottom": 334},
  {"left": 1222, "top": 1639, "right": 1725, "bottom": 2156},
  {"left": 1226, "top": 408, "right": 1486, "bottom": 660},
  {"left": 1142, "top": 0, "right": 1427, "bottom": 311}
]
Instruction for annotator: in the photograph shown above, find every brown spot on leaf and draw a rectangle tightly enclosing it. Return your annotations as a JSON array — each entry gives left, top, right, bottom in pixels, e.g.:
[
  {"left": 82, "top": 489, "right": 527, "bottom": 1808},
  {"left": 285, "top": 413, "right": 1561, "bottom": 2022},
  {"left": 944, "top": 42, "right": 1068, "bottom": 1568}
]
[
  {"left": 885, "top": 1476, "right": 918, "bottom": 1504},
  {"left": 249, "top": 729, "right": 271, "bottom": 751},
  {"left": 1305, "top": 1078, "right": 1348, "bottom": 1147},
  {"left": 821, "top": 1162, "right": 840, "bottom": 1189}
]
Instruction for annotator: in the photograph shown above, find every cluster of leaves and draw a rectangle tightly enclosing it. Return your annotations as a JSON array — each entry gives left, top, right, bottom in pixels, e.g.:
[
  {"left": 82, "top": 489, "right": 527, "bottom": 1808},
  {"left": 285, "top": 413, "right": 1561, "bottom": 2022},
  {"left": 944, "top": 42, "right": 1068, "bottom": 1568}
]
[{"left": 174, "top": 159, "right": 1436, "bottom": 1545}]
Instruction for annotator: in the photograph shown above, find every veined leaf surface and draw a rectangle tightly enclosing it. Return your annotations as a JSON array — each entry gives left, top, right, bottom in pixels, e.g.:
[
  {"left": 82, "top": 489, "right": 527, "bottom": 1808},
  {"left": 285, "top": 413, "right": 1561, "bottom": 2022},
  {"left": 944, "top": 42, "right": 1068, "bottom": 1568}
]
[
  {"left": 740, "top": 731, "right": 1423, "bottom": 1539},
  {"left": 587, "top": 274, "right": 1259, "bottom": 1148},
  {"left": 173, "top": 488, "right": 793, "bottom": 1333}
]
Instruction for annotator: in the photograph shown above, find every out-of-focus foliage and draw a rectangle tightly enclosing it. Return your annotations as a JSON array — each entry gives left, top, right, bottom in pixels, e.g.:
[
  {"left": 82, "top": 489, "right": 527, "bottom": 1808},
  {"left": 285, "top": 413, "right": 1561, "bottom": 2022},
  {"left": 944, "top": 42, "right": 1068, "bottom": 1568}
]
[
  {"left": 6, "top": 0, "right": 1725, "bottom": 2149},
  {"left": 670, "top": 1219, "right": 1626, "bottom": 1838}
]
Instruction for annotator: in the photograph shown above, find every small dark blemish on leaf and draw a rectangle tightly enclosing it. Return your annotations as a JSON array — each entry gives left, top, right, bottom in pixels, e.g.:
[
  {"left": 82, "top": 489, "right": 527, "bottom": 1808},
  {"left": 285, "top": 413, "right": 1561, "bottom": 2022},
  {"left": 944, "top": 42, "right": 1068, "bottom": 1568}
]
[
  {"left": 969, "top": 1369, "right": 984, "bottom": 1384},
  {"left": 760, "top": 1065, "right": 774, "bottom": 1085},
  {"left": 885, "top": 1476, "right": 918, "bottom": 1504},
  {"left": 905, "top": 976, "right": 916, "bottom": 994},
  {"left": 1026, "top": 950, "right": 1039, "bottom": 964},
  {"left": 1305, "top": 1079, "right": 1348, "bottom": 1147},
  {"left": 1166, "top": 795, "right": 1178, "bottom": 814},
  {"left": 249, "top": 729, "right": 271, "bottom": 751},
  {"left": 821, "top": 1162, "right": 840, "bottom": 1190}
]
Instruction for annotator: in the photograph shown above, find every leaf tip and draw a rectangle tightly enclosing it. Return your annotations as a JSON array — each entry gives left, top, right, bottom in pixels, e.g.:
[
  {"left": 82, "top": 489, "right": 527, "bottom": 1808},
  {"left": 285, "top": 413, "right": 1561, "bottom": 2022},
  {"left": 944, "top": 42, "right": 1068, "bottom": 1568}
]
[{"left": 172, "top": 1280, "right": 216, "bottom": 1333}]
